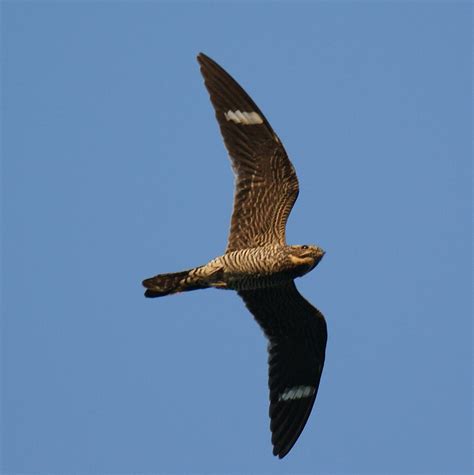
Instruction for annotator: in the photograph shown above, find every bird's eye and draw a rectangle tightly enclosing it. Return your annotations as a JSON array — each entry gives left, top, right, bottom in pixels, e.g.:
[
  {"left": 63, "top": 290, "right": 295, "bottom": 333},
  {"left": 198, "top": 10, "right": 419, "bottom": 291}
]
[{"left": 301, "top": 245, "right": 309, "bottom": 250}]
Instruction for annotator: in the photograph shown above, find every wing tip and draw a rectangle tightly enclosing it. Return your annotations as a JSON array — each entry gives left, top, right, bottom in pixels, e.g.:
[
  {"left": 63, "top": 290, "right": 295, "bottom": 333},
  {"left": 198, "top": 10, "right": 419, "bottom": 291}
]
[
  {"left": 273, "top": 445, "right": 291, "bottom": 459},
  {"left": 271, "top": 414, "right": 305, "bottom": 459},
  {"left": 271, "top": 423, "right": 305, "bottom": 459},
  {"left": 270, "top": 389, "right": 322, "bottom": 459},
  {"left": 197, "top": 52, "right": 213, "bottom": 66}
]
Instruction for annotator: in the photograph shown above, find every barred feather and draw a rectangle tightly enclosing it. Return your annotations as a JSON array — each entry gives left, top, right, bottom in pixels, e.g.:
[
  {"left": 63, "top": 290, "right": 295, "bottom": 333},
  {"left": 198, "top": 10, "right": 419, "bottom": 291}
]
[{"left": 197, "top": 53, "right": 299, "bottom": 252}]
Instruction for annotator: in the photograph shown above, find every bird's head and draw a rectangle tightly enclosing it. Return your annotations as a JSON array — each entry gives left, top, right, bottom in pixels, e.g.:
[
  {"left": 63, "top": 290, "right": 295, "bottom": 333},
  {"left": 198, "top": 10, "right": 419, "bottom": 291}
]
[{"left": 287, "top": 244, "right": 325, "bottom": 275}]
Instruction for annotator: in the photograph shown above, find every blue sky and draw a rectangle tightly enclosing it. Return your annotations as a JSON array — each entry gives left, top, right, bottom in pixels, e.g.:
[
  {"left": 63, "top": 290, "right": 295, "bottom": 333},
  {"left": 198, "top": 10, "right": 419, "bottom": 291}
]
[{"left": 2, "top": 2, "right": 471, "bottom": 474}]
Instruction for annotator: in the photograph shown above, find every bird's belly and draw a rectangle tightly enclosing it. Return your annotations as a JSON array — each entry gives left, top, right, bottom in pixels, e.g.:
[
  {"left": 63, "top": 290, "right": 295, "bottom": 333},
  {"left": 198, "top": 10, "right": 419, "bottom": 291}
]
[{"left": 222, "top": 271, "right": 292, "bottom": 291}]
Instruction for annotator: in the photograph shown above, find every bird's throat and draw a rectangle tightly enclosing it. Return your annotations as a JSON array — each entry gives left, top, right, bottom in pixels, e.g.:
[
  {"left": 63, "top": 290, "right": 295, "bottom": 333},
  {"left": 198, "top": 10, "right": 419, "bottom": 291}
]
[{"left": 288, "top": 255, "right": 315, "bottom": 266}]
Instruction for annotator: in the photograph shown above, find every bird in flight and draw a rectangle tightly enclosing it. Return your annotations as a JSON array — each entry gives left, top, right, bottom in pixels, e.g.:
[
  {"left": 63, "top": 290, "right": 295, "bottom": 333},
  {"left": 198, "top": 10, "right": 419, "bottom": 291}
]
[{"left": 143, "top": 53, "right": 328, "bottom": 459}]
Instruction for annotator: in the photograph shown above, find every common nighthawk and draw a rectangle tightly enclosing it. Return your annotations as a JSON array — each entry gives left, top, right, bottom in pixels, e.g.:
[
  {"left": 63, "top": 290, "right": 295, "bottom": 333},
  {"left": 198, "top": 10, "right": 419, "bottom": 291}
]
[{"left": 143, "top": 53, "right": 327, "bottom": 459}]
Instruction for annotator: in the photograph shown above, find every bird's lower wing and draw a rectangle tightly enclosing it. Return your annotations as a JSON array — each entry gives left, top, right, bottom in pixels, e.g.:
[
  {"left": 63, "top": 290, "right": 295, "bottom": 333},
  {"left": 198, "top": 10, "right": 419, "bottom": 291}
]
[{"left": 238, "top": 282, "right": 327, "bottom": 458}]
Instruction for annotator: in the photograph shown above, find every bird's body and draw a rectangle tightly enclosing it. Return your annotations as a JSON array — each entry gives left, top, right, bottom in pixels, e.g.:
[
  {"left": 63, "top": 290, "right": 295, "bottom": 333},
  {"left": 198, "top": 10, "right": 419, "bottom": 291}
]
[
  {"left": 144, "top": 244, "right": 324, "bottom": 294},
  {"left": 143, "top": 53, "right": 328, "bottom": 459},
  {"left": 212, "top": 244, "right": 325, "bottom": 290}
]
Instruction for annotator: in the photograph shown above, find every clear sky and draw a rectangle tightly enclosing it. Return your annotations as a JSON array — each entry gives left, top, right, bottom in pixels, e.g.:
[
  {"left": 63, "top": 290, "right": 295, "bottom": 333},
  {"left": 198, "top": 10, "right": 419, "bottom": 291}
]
[{"left": 2, "top": 2, "right": 471, "bottom": 474}]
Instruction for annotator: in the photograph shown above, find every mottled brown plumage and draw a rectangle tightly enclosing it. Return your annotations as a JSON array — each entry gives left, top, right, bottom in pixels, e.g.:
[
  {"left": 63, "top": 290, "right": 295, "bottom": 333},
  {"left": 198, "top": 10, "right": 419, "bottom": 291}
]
[
  {"left": 197, "top": 54, "right": 299, "bottom": 252},
  {"left": 143, "top": 53, "right": 328, "bottom": 459}
]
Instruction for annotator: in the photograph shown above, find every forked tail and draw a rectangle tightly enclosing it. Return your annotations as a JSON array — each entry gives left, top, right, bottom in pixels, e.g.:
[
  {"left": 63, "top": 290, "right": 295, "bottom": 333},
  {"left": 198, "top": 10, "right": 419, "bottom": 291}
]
[{"left": 142, "top": 267, "right": 209, "bottom": 298}]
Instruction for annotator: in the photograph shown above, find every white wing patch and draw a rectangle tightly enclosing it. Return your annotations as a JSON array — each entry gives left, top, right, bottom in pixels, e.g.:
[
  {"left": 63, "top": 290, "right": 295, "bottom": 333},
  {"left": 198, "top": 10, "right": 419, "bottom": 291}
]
[
  {"left": 278, "top": 385, "right": 315, "bottom": 402},
  {"left": 224, "top": 110, "right": 263, "bottom": 125}
]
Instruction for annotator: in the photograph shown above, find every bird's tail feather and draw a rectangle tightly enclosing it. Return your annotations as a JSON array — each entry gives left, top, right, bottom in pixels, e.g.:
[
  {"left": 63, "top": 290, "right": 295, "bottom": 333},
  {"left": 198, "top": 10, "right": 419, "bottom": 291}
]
[{"left": 142, "top": 268, "right": 209, "bottom": 298}]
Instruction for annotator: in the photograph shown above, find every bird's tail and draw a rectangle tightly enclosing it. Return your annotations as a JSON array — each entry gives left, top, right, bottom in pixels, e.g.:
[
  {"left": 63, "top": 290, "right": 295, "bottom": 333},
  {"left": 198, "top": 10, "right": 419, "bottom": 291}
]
[{"left": 142, "top": 267, "right": 209, "bottom": 298}]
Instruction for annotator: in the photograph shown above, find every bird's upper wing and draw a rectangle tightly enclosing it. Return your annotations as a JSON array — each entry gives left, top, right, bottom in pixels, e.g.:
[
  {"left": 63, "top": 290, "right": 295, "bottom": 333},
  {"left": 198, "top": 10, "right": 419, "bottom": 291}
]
[
  {"left": 238, "top": 282, "right": 327, "bottom": 459},
  {"left": 197, "top": 53, "right": 299, "bottom": 252}
]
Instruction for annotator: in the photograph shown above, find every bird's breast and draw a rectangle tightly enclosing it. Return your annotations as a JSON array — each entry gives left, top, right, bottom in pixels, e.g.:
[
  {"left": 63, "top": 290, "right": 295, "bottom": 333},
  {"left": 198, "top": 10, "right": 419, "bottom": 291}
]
[{"left": 213, "top": 246, "right": 293, "bottom": 290}]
